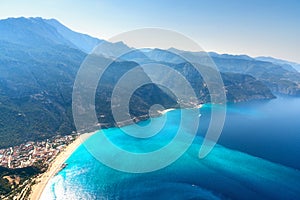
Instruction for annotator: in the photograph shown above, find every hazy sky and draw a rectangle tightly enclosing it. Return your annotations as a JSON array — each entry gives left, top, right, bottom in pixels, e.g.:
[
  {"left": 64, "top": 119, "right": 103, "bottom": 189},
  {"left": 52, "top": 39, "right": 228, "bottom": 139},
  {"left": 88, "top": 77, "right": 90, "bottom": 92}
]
[{"left": 0, "top": 0, "right": 300, "bottom": 63}]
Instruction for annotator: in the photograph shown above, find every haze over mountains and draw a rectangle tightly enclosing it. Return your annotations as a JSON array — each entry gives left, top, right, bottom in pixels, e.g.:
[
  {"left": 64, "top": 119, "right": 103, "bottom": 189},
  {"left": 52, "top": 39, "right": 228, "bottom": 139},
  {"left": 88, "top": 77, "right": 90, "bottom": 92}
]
[
  {"left": 255, "top": 56, "right": 300, "bottom": 72},
  {"left": 0, "top": 17, "right": 300, "bottom": 148}
]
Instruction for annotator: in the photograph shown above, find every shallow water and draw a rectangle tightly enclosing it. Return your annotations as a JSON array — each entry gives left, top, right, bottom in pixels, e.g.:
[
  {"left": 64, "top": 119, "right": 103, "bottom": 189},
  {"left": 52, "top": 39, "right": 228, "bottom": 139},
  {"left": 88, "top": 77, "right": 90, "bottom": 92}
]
[{"left": 41, "top": 97, "right": 300, "bottom": 200}]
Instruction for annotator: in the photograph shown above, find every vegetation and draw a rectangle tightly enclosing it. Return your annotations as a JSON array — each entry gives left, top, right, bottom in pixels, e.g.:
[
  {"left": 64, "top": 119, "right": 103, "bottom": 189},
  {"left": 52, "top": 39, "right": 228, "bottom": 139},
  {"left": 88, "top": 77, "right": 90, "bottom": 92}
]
[
  {"left": 0, "top": 17, "right": 299, "bottom": 150},
  {"left": 0, "top": 166, "right": 40, "bottom": 196}
]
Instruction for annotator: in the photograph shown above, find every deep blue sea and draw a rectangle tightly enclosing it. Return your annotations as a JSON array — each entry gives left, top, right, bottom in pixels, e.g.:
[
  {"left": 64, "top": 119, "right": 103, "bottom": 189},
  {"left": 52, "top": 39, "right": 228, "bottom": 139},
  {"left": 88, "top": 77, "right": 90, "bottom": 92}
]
[{"left": 41, "top": 97, "right": 300, "bottom": 200}]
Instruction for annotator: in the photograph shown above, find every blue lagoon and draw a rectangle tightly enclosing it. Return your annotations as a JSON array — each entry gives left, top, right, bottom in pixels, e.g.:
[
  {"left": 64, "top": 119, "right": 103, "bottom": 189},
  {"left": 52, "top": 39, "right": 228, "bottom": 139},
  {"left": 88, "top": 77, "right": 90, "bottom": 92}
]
[{"left": 41, "top": 97, "right": 300, "bottom": 200}]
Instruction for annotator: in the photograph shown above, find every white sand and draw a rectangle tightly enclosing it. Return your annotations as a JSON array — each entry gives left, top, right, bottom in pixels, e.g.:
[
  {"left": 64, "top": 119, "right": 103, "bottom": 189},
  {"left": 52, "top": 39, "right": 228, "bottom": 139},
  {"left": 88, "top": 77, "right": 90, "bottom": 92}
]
[{"left": 29, "top": 131, "right": 96, "bottom": 200}]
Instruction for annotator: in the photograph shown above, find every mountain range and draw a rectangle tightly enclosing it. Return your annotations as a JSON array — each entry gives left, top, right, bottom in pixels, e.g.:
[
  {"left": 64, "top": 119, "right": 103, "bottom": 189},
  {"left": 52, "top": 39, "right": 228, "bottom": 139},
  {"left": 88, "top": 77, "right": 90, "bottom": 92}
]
[{"left": 0, "top": 17, "right": 300, "bottom": 148}]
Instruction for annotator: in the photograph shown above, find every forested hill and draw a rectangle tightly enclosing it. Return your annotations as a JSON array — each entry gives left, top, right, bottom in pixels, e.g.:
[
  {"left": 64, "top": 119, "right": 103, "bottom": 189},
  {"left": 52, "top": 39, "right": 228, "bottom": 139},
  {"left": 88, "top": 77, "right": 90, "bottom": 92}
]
[{"left": 1, "top": 17, "right": 299, "bottom": 148}]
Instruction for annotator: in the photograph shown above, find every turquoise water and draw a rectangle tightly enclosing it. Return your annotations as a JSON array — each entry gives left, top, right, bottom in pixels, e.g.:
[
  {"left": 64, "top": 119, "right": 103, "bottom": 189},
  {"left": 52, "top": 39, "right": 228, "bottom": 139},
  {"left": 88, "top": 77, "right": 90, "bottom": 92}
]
[{"left": 41, "top": 97, "right": 300, "bottom": 200}]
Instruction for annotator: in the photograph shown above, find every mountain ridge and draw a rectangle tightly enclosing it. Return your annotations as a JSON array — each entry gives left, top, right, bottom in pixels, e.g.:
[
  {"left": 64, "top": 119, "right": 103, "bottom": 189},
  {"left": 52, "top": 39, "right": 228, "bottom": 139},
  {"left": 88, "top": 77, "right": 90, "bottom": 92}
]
[
  {"left": 44, "top": 18, "right": 103, "bottom": 53},
  {"left": 256, "top": 56, "right": 300, "bottom": 72},
  {"left": 0, "top": 16, "right": 297, "bottom": 149}
]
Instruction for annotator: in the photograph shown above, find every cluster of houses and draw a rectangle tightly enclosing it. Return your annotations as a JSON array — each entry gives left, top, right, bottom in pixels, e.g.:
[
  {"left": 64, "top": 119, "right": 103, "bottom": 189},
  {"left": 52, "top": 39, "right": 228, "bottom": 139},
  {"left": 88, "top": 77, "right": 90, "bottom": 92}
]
[{"left": 0, "top": 135, "right": 76, "bottom": 169}]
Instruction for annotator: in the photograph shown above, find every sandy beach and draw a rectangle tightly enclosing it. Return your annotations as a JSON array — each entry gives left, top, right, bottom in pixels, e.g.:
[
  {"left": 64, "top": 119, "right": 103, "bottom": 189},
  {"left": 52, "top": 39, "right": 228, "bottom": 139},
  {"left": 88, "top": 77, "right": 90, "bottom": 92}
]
[
  {"left": 28, "top": 106, "right": 203, "bottom": 199},
  {"left": 158, "top": 104, "right": 202, "bottom": 115},
  {"left": 157, "top": 108, "right": 176, "bottom": 115},
  {"left": 29, "top": 131, "right": 96, "bottom": 200}
]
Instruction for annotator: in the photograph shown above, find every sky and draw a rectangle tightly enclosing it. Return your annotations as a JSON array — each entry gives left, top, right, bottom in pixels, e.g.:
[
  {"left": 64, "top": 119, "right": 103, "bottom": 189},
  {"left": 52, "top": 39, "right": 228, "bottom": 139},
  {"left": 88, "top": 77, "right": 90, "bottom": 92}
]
[{"left": 0, "top": 0, "right": 300, "bottom": 63}]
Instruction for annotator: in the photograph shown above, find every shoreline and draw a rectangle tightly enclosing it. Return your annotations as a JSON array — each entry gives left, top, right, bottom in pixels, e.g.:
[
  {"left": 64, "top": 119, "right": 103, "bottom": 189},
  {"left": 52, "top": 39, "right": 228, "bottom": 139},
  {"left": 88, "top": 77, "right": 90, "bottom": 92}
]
[
  {"left": 29, "top": 131, "right": 96, "bottom": 200},
  {"left": 29, "top": 104, "right": 203, "bottom": 199},
  {"left": 157, "top": 104, "right": 202, "bottom": 115},
  {"left": 157, "top": 108, "right": 176, "bottom": 115}
]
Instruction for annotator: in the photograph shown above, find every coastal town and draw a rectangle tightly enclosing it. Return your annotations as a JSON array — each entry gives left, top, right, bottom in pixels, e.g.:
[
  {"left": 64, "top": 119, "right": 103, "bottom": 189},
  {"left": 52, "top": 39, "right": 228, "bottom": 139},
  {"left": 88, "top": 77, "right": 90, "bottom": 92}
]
[
  {"left": 0, "top": 134, "right": 80, "bottom": 200},
  {"left": 0, "top": 134, "right": 78, "bottom": 169}
]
